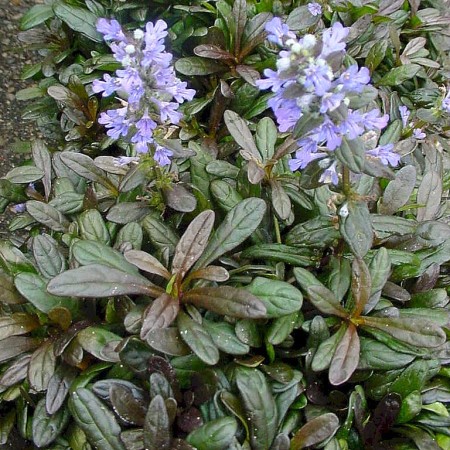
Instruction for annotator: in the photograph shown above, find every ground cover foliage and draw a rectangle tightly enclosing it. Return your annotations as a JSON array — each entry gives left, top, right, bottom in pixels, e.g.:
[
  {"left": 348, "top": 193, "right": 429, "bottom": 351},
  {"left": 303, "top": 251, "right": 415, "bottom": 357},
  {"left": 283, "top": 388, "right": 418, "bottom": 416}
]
[{"left": 1, "top": 0, "right": 450, "bottom": 448}]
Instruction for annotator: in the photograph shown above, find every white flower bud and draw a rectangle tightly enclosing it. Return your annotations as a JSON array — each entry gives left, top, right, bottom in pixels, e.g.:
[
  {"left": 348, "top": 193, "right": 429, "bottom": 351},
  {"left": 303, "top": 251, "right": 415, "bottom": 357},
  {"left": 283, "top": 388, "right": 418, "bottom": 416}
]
[
  {"left": 134, "top": 29, "right": 144, "bottom": 40},
  {"left": 125, "top": 44, "right": 136, "bottom": 54}
]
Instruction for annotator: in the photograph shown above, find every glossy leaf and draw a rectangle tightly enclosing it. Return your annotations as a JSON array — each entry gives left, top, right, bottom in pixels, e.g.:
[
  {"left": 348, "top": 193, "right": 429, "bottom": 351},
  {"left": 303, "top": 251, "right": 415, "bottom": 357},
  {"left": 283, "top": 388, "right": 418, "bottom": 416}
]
[
  {"left": 33, "top": 234, "right": 66, "bottom": 278},
  {"left": 31, "top": 139, "right": 51, "bottom": 200},
  {"left": 224, "top": 110, "right": 260, "bottom": 160},
  {"left": 290, "top": 413, "right": 339, "bottom": 449},
  {"left": 32, "top": 398, "right": 70, "bottom": 448},
  {"left": 351, "top": 257, "right": 371, "bottom": 317},
  {"left": 236, "top": 368, "right": 278, "bottom": 450},
  {"left": 73, "top": 240, "right": 137, "bottom": 275},
  {"left": 172, "top": 210, "right": 215, "bottom": 278},
  {"left": 143, "top": 395, "right": 171, "bottom": 450},
  {"left": 140, "top": 294, "right": 179, "bottom": 339},
  {"left": 109, "top": 384, "right": 147, "bottom": 426},
  {"left": 186, "top": 417, "right": 237, "bottom": 450},
  {"left": 47, "top": 264, "right": 163, "bottom": 298},
  {"left": 77, "top": 326, "right": 122, "bottom": 362},
  {"left": 329, "top": 323, "right": 360, "bottom": 385},
  {"left": 183, "top": 286, "right": 266, "bottom": 319},
  {"left": 203, "top": 319, "right": 250, "bottom": 355},
  {"left": 194, "top": 198, "right": 266, "bottom": 269},
  {"left": 417, "top": 170, "right": 442, "bottom": 221},
  {"left": 69, "top": 387, "right": 125, "bottom": 450},
  {"left": 124, "top": 249, "right": 171, "bottom": 279},
  {"left": 380, "top": 165, "right": 416, "bottom": 215},
  {"left": 177, "top": 311, "right": 219, "bottom": 365},
  {"left": 245, "top": 277, "right": 302, "bottom": 318},
  {"left": 28, "top": 340, "right": 56, "bottom": 392},
  {"left": 26, "top": 201, "right": 69, "bottom": 232},
  {"left": 146, "top": 328, "right": 191, "bottom": 356},
  {"left": 46, "top": 365, "right": 78, "bottom": 415}
]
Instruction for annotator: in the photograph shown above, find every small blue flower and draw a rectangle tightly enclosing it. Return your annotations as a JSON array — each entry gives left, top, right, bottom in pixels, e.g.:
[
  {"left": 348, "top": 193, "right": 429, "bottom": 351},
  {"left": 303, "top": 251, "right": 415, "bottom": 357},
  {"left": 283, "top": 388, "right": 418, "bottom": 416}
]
[
  {"left": 366, "top": 144, "right": 400, "bottom": 166},
  {"left": 319, "top": 161, "right": 339, "bottom": 185},
  {"left": 312, "top": 117, "right": 342, "bottom": 151},
  {"left": 114, "top": 156, "right": 140, "bottom": 166},
  {"left": 265, "top": 17, "right": 295, "bottom": 46},
  {"left": 413, "top": 128, "right": 426, "bottom": 139},
  {"left": 154, "top": 145, "right": 173, "bottom": 167},
  {"left": 11, "top": 203, "right": 26, "bottom": 213},
  {"left": 96, "top": 18, "right": 126, "bottom": 41},
  {"left": 303, "top": 60, "right": 333, "bottom": 96},
  {"left": 307, "top": 2, "right": 322, "bottom": 16},
  {"left": 361, "top": 109, "right": 389, "bottom": 131},
  {"left": 336, "top": 65, "right": 370, "bottom": 93},
  {"left": 339, "top": 110, "right": 364, "bottom": 140},
  {"left": 98, "top": 107, "right": 130, "bottom": 139},
  {"left": 398, "top": 105, "right": 410, "bottom": 128},
  {"left": 442, "top": 89, "right": 450, "bottom": 113},
  {"left": 320, "top": 22, "right": 349, "bottom": 58}
]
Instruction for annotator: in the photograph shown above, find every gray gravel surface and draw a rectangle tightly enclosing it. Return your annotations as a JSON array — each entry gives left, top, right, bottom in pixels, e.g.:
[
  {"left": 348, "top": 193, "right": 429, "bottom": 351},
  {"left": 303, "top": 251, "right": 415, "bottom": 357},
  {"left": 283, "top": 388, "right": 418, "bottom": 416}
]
[{"left": 0, "top": 0, "right": 42, "bottom": 233}]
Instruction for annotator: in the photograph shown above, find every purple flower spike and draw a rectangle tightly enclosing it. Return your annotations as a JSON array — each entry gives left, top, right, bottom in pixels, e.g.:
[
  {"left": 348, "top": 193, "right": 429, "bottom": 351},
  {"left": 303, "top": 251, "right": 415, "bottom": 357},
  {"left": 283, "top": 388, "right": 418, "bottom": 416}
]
[
  {"left": 398, "top": 105, "right": 410, "bottom": 128},
  {"left": 96, "top": 18, "right": 126, "bottom": 42},
  {"left": 308, "top": 2, "right": 322, "bottom": 16},
  {"left": 442, "top": 90, "right": 450, "bottom": 113},
  {"left": 265, "top": 17, "right": 295, "bottom": 46},
  {"left": 92, "top": 74, "right": 119, "bottom": 97},
  {"left": 366, "top": 144, "right": 400, "bottom": 166},
  {"left": 154, "top": 145, "right": 173, "bottom": 167},
  {"left": 320, "top": 22, "right": 349, "bottom": 57}
]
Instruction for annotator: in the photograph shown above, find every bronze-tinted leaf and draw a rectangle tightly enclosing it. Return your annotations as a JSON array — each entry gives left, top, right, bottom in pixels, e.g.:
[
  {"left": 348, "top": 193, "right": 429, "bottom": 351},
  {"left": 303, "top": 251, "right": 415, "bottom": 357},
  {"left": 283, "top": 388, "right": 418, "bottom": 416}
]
[
  {"left": 172, "top": 210, "right": 215, "bottom": 278},
  {"left": 140, "top": 294, "right": 179, "bottom": 339},
  {"left": 0, "top": 313, "right": 39, "bottom": 340},
  {"left": 187, "top": 266, "right": 229, "bottom": 282},
  {"left": 193, "top": 44, "right": 234, "bottom": 60},
  {"left": 351, "top": 257, "right": 372, "bottom": 317},
  {"left": 183, "top": 286, "right": 266, "bottom": 319},
  {"left": 0, "top": 336, "right": 40, "bottom": 363},
  {"left": 109, "top": 384, "right": 147, "bottom": 426},
  {"left": 0, "top": 354, "right": 31, "bottom": 387},
  {"left": 46, "top": 364, "right": 78, "bottom": 414},
  {"left": 124, "top": 250, "right": 171, "bottom": 279},
  {"left": 146, "top": 328, "right": 191, "bottom": 357},
  {"left": 290, "top": 413, "right": 339, "bottom": 449},
  {"left": 329, "top": 323, "right": 360, "bottom": 385},
  {"left": 28, "top": 340, "right": 56, "bottom": 392},
  {"left": 143, "top": 395, "right": 171, "bottom": 450}
]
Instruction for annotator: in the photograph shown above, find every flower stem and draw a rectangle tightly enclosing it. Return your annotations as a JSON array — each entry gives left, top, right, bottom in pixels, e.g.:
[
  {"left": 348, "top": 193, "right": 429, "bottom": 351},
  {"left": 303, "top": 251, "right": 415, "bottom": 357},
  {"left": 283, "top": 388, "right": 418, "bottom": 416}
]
[{"left": 342, "top": 165, "right": 351, "bottom": 197}]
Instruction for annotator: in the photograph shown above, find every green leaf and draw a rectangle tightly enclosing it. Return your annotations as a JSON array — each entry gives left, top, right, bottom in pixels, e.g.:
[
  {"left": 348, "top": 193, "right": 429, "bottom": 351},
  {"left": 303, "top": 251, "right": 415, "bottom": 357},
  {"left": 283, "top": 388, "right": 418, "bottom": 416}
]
[
  {"left": 46, "top": 365, "right": 78, "bottom": 414},
  {"left": 183, "top": 286, "right": 266, "bottom": 319},
  {"left": 77, "top": 326, "right": 122, "bottom": 362},
  {"left": 177, "top": 311, "right": 219, "bottom": 365},
  {"left": 380, "top": 165, "right": 416, "bottom": 215},
  {"left": 377, "top": 64, "right": 421, "bottom": 86},
  {"left": 33, "top": 234, "right": 66, "bottom": 279},
  {"left": 210, "top": 179, "right": 243, "bottom": 212},
  {"left": 49, "top": 192, "right": 85, "bottom": 214},
  {"left": 143, "top": 395, "right": 171, "bottom": 450},
  {"left": 365, "top": 40, "right": 388, "bottom": 72},
  {"left": 294, "top": 268, "right": 347, "bottom": 318},
  {"left": 358, "top": 337, "right": 415, "bottom": 370},
  {"left": 26, "top": 201, "right": 69, "bottom": 232},
  {"left": 241, "top": 12, "right": 272, "bottom": 57},
  {"left": 266, "top": 312, "right": 299, "bottom": 345},
  {"left": 69, "top": 387, "right": 125, "bottom": 450},
  {"left": 396, "top": 391, "right": 422, "bottom": 424},
  {"left": 175, "top": 57, "right": 226, "bottom": 75},
  {"left": 141, "top": 212, "right": 179, "bottom": 256},
  {"left": 106, "top": 202, "right": 152, "bottom": 224},
  {"left": 73, "top": 240, "right": 137, "bottom": 275},
  {"left": 311, "top": 324, "right": 347, "bottom": 373},
  {"left": 20, "top": 4, "right": 54, "bottom": 30},
  {"left": 186, "top": 417, "right": 238, "bottom": 450},
  {"left": 115, "top": 222, "right": 143, "bottom": 250},
  {"left": 241, "top": 244, "right": 314, "bottom": 267},
  {"left": 53, "top": 1, "right": 102, "bottom": 42},
  {"left": 290, "top": 413, "right": 339, "bottom": 449},
  {"left": 329, "top": 323, "right": 360, "bottom": 385},
  {"left": 15, "top": 272, "right": 78, "bottom": 314},
  {"left": 5, "top": 166, "right": 44, "bottom": 184},
  {"left": 28, "top": 340, "right": 56, "bottom": 392},
  {"left": 286, "top": 5, "right": 320, "bottom": 31},
  {"left": 360, "top": 316, "right": 446, "bottom": 348},
  {"left": 60, "top": 152, "right": 117, "bottom": 192},
  {"left": 78, "top": 209, "right": 111, "bottom": 245},
  {"left": 416, "top": 170, "right": 442, "bottom": 221},
  {"left": 172, "top": 210, "right": 215, "bottom": 278},
  {"left": 286, "top": 216, "right": 340, "bottom": 248},
  {"left": 0, "top": 313, "right": 39, "bottom": 340},
  {"left": 335, "top": 137, "right": 366, "bottom": 174},
  {"left": 47, "top": 264, "right": 163, "bottom": 298},
  {"left": 245, "top": 277, "right": 302, "bottom": 318},
  {"left": 340, "top": 201, "right": 373, "bottom": 258},
  {"left": 0, "top": 271, "right": 25, "bottom": 304},
  {"left": 194, "top": 198, "right": 266, "bottom": 269},
  {"left": 146, "top": 328, "right": 191, "bottom": 357},
  {"left": 32, "top": 140, "right": 52, "bottom": 200},
  {"left": 255, "top": 117, "right": 277, "bottom": 161},
  {"left": 236, "top": 368, "right": 278, "bottom": 450},
  {"left": 32, "top": 398, "right": 70, "bottom": 448},
  {"left": 203, "top": 319, "right": 250, "bottom": 355}
]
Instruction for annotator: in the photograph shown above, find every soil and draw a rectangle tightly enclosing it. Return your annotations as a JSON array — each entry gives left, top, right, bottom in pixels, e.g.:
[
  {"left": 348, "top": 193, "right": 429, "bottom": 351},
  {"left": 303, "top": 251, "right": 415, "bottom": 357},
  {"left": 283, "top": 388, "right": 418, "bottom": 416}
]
[{"left": 0, "top": 0, "right": 43, "bottom": 234}]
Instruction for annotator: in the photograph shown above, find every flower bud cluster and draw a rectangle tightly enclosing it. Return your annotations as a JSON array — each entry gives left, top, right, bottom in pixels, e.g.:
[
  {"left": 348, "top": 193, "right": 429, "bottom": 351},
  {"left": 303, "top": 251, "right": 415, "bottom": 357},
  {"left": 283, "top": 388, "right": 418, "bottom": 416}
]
[
  {"left": 93, "top": 18, "right": 195, "bottom": 166},
  {"left": 257, "top": 17, "right": 399, "bottom": 184}
]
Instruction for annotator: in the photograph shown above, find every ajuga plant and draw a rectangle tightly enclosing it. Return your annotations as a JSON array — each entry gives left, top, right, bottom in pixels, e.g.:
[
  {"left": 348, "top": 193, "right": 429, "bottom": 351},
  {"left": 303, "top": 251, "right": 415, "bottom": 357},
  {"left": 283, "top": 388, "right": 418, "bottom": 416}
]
[{"left": 1, "top": 0, "right": 450, "bottom": 449}]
